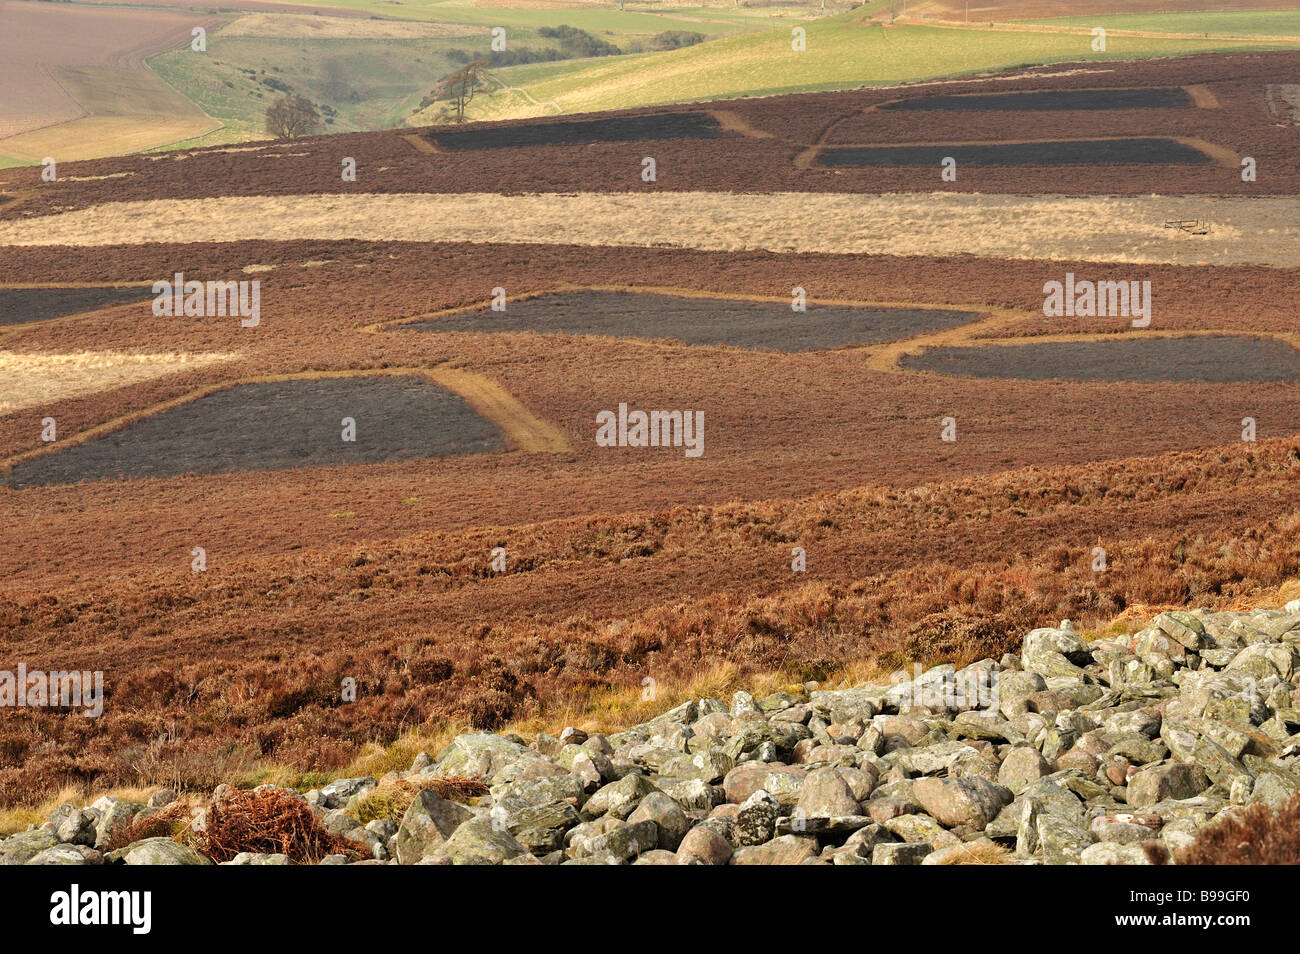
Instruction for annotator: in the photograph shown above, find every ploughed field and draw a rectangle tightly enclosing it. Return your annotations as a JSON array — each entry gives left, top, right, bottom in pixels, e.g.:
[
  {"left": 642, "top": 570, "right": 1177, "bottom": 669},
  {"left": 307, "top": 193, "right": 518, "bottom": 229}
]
[{"left": 0, "top": 52, "right": 1298, "bottom": 805}]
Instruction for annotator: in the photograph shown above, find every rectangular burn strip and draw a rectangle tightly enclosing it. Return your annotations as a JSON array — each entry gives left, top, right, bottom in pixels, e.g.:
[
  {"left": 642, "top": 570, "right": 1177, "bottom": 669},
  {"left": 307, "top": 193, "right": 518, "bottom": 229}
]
[
  {"left": 429, "top": 111, "right": 724, "bottom": 150},
  {"left": 407, "top": 290, "right": 982, "bottom": 352},
  {"left": 0, "top": 286, "right": 157, "bottom": 326},
  {"left": 881, "top": 88, "right": 1191, "bottom": 111},
  {"left": 817, "top": 138, "right": 1210, "bottom": 167},
  {"left": 5, "top": 376, "right": 506, "bottom": 488},
  {"left": 900, "top": 337, "right": 1300, "bottom": 383}
]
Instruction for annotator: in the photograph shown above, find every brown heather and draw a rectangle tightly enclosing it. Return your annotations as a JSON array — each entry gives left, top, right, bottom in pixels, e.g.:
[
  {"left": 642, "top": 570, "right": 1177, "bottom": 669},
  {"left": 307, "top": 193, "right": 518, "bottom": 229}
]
[
  {"left": 1, "top": 51, "right": 1298, "bottom": 813},
  {"left": 1, "top": 438, "right": 1297, "bottom": 806},
  {"left": 1145, "top": 792, "right": 1300, "bottom": 865}
]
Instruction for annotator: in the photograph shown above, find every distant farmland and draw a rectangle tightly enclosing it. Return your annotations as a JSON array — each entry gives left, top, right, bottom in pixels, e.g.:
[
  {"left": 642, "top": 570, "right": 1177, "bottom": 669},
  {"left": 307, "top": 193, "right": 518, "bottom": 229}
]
[
  {"left": 0, "top": 0, "right": 224, "bottom": 161},
  {"left": 469, "top": 16, "right": 1300, "bottom": 122}
]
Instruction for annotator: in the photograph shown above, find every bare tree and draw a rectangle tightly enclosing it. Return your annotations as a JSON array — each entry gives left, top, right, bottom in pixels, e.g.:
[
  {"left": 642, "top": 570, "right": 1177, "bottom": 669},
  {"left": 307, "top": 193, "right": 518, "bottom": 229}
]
[
  {"left": 265, "top": 95, "right": 322, "bottom": 140},
  {"left": 431, "top": 60, "right": 492, "bottom": 124}
]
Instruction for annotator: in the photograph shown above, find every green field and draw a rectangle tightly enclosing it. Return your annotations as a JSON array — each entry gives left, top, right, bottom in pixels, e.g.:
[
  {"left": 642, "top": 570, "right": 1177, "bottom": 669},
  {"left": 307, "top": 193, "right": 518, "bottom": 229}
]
[
  {"left": 1015, "top": 10, "right": 1300, "bottom": 37},
  {"left": 152, "top": 35, "right": 477, "bottom": 147},
  {"left": 136, "top": 4, "right": 1300, "bottom": 149},
  {"left": 268, "top": 0, "right": 796, "bottom": 33},
  {"left": 150, "top": 5, "right": 795, "bottom": 146},
  {"left": 465, "top": 15, "right": 1300, "bottom": 121}
]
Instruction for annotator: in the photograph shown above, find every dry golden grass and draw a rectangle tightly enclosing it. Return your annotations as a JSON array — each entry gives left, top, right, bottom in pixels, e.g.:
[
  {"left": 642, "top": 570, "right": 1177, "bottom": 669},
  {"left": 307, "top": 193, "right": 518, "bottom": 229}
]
[
  {"left": 2, "top": 193, "right": 1296, "bottom": 266},
  {"left": 0, "top": 350, "right": 238, "bottom": 415},
  {"left": 0, "top": 116, "right": 218, "bottom": 163},
  {"left": 0, "top": 784, "right": 155, "bottom": 837},
  {"left": 349, "top": 776, "right": 488, "bottom": 825},
  {"left": 928, "top": 838, "right": 1014, "bottom": 864}
]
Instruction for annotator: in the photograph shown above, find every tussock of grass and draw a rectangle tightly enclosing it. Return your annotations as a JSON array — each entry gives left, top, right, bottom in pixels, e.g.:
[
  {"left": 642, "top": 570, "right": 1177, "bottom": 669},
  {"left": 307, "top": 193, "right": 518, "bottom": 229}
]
[
  {"left": 930, "top": 838, "right": 1013, "bottom": 865},
  {"left": 349, "top": 776, "right": 489, "bottom": 825}
]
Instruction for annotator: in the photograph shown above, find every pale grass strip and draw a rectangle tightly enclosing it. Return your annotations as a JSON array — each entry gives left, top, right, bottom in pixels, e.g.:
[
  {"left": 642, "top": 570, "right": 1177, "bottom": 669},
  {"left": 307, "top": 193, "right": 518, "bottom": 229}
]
[
  {"left": 0, "top": 193, "right": 1298, "bottom": 267},
  {"left": 0, "top": 350, "right": 238, "bottom": 415}
]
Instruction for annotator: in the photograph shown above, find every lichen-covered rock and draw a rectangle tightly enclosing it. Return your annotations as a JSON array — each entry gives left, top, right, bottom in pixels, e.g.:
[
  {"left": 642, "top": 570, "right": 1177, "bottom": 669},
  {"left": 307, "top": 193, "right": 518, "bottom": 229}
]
[
  {"left": 731, "top": 834, "right": 817, "bottom": 865},
  {"left": 434, "top": 733, "right": 537, "bottom": 782},
  {"left": 439, "top": 818, "right": 528, "bottom": 865},
  {"left": 92, "top": 798, "right": 144, "bottom": 851},
  {"left": 881, "top": 813, "right": 962, "bottom": 849},
  {"left": 872, "top": 842, "right": 932, "bottom": 866},
  {"left": 913, "top": 776, "right": 1013, "bottom": 830},
  {"left": 1127, "top": 762, "right": 1210, "bottom": 808},
  {"left": 733, "top": 790, "right": 779, "bottom": 847},
  {"left": 222, "top": 852, "right": 293, "bottom": 865},
  {"left": 795, "top": 767, "right": 861, "bottom": 819},
  {"left": 107, "top": 838, "right": 212, "bottom": 866},
  {"left": 27, "top": 844, "right": 100, "bottom": 865},
  {"left": 1, "top": 830, "right": 58, "bottom": 865},
  {"left": 584, "top": 774, "right": 658, "bottom": 820},
  {"left": 394, "top": 789, "right": 474, "bottom": 865},
  {"left": 627, "top": 792, "right": 689, "bottom": 851},
  {"left": 1036, "top": 814, "right": 1094, "bottom": 865},
  {"left": 1081, "top": 842, "right": 1154, "bottom": 865},
  {"left": 319, "top": 776, "right": 377, "bottom": 809}
]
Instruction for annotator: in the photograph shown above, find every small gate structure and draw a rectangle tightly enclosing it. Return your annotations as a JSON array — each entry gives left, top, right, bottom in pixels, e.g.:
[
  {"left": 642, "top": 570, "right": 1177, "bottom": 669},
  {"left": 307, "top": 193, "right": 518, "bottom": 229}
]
[{"left": 1163, "top": 219, "right": 1211, "bottom": 235}]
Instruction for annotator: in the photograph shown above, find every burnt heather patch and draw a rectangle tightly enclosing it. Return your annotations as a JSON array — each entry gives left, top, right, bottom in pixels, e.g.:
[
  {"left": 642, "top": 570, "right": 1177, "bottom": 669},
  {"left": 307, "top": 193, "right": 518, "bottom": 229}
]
[
  {"left": 881, "top": 88, "right": 1192, "bottom": 111},
  {"left": 406, "top": 290, "right": 982, "bottom": 352},
  {"left": 817, "top": 138, "right": 1211, "bottom": 167},
  {"left": 429, "top": 111, "right": 725, "bottom": 150},
  {"left": 0, "top": 285, "right": 155, "bottom": 326},
  {"left": 5, "top": 375, "right": 505, "bottom": 488},
  {"left": 901, "top": 336, "right": 1300, "bottom": 383}
]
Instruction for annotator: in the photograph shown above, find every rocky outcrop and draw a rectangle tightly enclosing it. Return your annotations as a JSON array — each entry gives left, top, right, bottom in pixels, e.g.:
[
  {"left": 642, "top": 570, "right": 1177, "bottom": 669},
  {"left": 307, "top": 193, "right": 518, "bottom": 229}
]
[{"left": 6, "top": 607, "right": 1298, "bottom": 865}]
